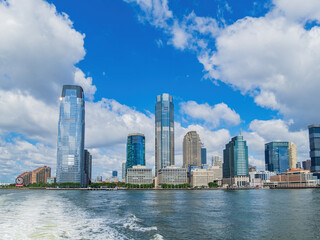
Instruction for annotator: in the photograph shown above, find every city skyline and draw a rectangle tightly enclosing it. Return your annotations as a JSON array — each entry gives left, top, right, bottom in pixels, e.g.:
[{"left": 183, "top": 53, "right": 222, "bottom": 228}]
[{"left": 0, "top": 0, "right": 319, "bottom": 182}]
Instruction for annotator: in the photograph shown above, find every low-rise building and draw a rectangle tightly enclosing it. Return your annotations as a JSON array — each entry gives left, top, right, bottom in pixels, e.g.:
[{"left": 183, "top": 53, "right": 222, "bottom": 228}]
[
  {"left": 17, "top": 171, "right": 32, "bottom": 186},
  {"left": 249, "top": 171, "right": 276, "bottom": 187},
  {"left": 32, "top": 166, "right": 51, "bottom": 184},
  {"left": 126, "top": 165, "right": 152, "bottom": 185},
  {"left": 190, "top": 166, "right": 222, "bottom": 187},
  {"left": 268, "top": 168, "right": 317, "bottom": 188},
  {"left": 158, "top": 166, "right": 187, "bottom": 185},
  {"left": 47, "top": 177, "right": 56, "bottom": 184}
]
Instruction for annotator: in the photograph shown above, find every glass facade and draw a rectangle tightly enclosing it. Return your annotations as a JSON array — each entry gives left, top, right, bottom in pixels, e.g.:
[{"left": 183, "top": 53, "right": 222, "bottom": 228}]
[
  {"left": 223, "top": 135, "right": 249, "bottom": 178},
  {"left": 126, "top": 133, "right": 145, "bottom": 174},
  {"left": 84, "top": 149, "right": 92, "bottom": 186},
  {"left": 56, "top": 85, "right": 86, "bottom": 187},
  {"left": 265, "top": 142, "right": 290, "bottom": 173},
  {"left": 155, "top": 93, "right": 174, "bottom": 175},
  {"left": 309, "top": 125, "right": 320, "bottom": 173},
  {"left": 201, "top": 148, "right": 207, "bottom": 165}
]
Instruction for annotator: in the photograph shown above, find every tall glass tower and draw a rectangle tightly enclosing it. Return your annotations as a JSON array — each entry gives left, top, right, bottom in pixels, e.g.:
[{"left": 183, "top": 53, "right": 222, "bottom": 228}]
[
  {"left": 56, "top": 85, "right": 85, "bottom": 187},
  {"left": 223, "top": 134, "right": 249, "bottom": 179},
  {"left": 309, "top": 125, "right": 320, "bottom": 177},
  {"left": 265, "top": 142, "right": 296, "bottom": 173},
  {"left": 127, "top": 133, "right": 145, "bottom": 172},
  {"left": 155, "top": 93, "right": 174, "bottom": 175}
]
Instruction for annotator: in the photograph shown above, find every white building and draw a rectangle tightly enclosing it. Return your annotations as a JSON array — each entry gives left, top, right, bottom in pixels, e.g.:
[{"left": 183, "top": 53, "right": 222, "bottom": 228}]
[
  {"left": 126, "top": 165, "right": 152, "bottom": 185},
  {"left": 190, "top": 166, "right": 222, "bottom": 187},
  {"left": 158, "top": 166, "right": 187, "bottom": 185}
]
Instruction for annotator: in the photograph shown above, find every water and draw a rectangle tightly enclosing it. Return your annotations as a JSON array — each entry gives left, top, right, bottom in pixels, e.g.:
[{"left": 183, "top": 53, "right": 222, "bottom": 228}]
[{"left": 0, "top": 189, "right": 319, "bottom": 239}]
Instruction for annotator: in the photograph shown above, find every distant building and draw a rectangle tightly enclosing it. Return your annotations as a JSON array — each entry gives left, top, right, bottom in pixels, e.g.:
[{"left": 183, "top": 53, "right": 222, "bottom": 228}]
[
  {"left": 155, "top": 93, "right": 174, "bottom": 175},
  {"left": 296, "top": 162, "right": 302, "bottom": 169},
  {"left": 84, "top": 149, "right": 92, "bottom": 186},
  {"left": 47, "top": 177, "right": 56, "bottom": 184},
  {"left": 122, "top": 162, "right": 126, "bottom": 181},
  {"left": 201, "top": 147, "right": 207, "bottom": 165},
  {"left": 308, "top": 125, "right": 320, "bottom": 178},
  {"left": 127, "top": 133, "right": 145, "bottom": 176},
  {"left": 223, "top": 133, "right": 249, "bottom": 186},
  {"left": 158, "top": 166, "right": 187, "bottom": 185},
  {"left": 126, "top": 165, "right": 153, "bottom": 185},
  {"left": 268, "top": 169, "right": 317, "bottom": 188},
  {"left": 212, "top": 156, "right": 223, "bottom": 168},
  {"left": 265, "top": 142, "right": 297, "bottom": 173},
  {"left": 17, "top": 171, "right": 32, "bottom": 186},
  {"left": 249, "top": 171, "right": 276, "bottom": 187},
  {"left": 96, "top": 176, "right": 103, "bottom": 182},
  {"left": 112, "top": 171, "right": 118, "bottom": 177},
  {"left": 183, "top": 131, "right": 201, "bottom": 168},
  {"left": 190, "top": 166, "right": 222, "bottom": 188},
  {"left": 56, "top": 85, "right": 86, "bottom": 187},
  {"left": 32, "top": 166, "right": 51, "bottom": 184},
  {"left": 248, "top": 165, "right": 256, "bottom": 172},
  {"left": 303, "top": 159, "right": 311, "bottom": 171},
  {"left": 105, "top": 177, "right": 118, "bottom": 183}
]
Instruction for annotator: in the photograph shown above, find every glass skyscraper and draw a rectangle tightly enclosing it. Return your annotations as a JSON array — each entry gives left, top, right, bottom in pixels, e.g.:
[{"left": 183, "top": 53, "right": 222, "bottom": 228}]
[
  {"left": 265, "top": 142, "right": 295, "bottom": 173},
  {"left": 201, "top": 147, "right": 207, "bottom": 165},
  {"left": 155, "top": 93, "right": 174, "bottom": 175},
  {"left": 126, "top": 133, "right": 145, "bottom": 174},
  {"left": 309, "top": 125, "right": 320, "bottom": 176},
  {"left": 223, "top": 134, "right": 249, "bottom": 179},
  {"left": 56, "top": 85, "right": 86, "bottom": 187}
]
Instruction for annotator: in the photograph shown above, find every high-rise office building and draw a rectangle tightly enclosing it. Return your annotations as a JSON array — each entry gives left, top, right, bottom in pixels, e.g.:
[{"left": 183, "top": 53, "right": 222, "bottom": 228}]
[
  {"left": 183, "top": 131, "right": 201, "bottom": 168},
  {"left": 155, "top": 93, "right": 174, "bottom": 175},
  {"left": 201, "top": 147, "right": 207, "bottom": 165},
  {"left": 303, "top": 159, "right": 311, "bottom": 170},
  {"left": 265, "top": 142, "right": 297, "bottom": 173},
  {"left": 223, "top": 133, "right": 249, "bottom": 186},
  {"left": 308, "top": 125, "right": 320, "bottom": 177},
  {"left": 127, "top": 133, "right": 145, "bottom": 174},
  {"left": 56, "top": 85, "right": 86, "bottom": 187},
  {"left": 112, "top": 171, "right": 118, "bottom": 177},
  {"left": 289, "top": 142, "right": 297, "bottom": 169},
  {"left": 84, "top": 149, "right": 92, "bottom": 186},
  {"left": 122, "top": 162, "right": 126, "bottom": 181}
]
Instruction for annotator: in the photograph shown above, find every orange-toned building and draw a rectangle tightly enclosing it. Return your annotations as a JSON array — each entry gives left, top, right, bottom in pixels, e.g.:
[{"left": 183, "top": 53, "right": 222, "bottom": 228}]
[
  {"left": 17, "top": 171, "right": 32, "bottom": 186},
  {"left": 32, "top": 166, "right": 51, "bottom": 184},
  {"left": 269, "top": 168, "right": 317, "bottom": 188}
]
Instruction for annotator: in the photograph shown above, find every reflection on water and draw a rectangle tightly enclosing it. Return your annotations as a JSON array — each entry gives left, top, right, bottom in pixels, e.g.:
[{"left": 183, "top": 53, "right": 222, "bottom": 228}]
[{"left": 0, "top": 189, "right": 319, "bottom": 239}]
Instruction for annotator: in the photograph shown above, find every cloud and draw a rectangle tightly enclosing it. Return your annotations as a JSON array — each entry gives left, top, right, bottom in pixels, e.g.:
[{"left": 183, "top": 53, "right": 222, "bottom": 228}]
[
  {"left": 180, "top": 101, "right": 240, "bottom": 128},
  {"left": 126, "top": 0, "right": 320, "bottom": 128},
  {"left": 74, "top": 68, "right": 97, "bottom": 101},
  {"left": 243, "top": 119, "right": 309, "bottom": 169},
  {"left": 0, "top": 0, "right": 87, "bottom": 104}
]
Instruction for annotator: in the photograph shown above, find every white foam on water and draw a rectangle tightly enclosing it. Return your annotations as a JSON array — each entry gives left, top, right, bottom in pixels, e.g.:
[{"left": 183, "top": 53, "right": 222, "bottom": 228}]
[
  {"left": 152, "top": 233, "right": 165, "bottom": 240},
  {"left": 0, "top": 191, "right": 127, "bottom": 240},
  {"left": 122, "top": 214, "right": 158, "bottom": 232}
]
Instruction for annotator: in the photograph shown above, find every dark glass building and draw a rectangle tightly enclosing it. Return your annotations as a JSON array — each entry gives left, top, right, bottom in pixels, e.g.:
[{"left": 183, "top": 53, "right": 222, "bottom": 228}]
[
  {"left": 265, "top": 142, "right": 289, "bottom": 173},
  {"left": 112, "top": 171, "right": 118, "bottom": 177},
  {"left": 84, "top": 149, "right": 92, "bottom": 186},
  {"left": 126, "top": 133, "right": 145, "bottom": 175},
  {"left": 309, "top": 125, "right": 320, "bottom": 175},
  {"left": 155, "top": 93, "right": 174, "bottom": 175},
  {"left": 303, "top": 159, "right": 311, "bottom": 171},
  {"left": 201, "top": 147, "right": 207, "bottom": 165},
  {"left": 223, "top": 134, "right": 249, "bottom": 179},
  {"left": 56, "top": 85, "right": 86, "bottom": 187}
]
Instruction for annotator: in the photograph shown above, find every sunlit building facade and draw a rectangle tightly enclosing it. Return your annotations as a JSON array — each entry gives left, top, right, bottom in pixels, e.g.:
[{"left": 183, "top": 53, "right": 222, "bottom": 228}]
[
  {"left": 56, "top": 85, "right": 86, "bottom": 187},
  {"left": 155, "top": 93, "right": 174, "bottom": 175},
  {"left": 183, "top": 131, "right": 201, "bottom": 168},
  {"left": 265, "top": 142, "right": 297, "bottom": 174}
]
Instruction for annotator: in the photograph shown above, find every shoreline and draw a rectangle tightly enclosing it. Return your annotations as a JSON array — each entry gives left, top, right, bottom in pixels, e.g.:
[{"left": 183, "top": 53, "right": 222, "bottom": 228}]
[{"left": 1, "top": 186, "right": 320, "bottom": 191}]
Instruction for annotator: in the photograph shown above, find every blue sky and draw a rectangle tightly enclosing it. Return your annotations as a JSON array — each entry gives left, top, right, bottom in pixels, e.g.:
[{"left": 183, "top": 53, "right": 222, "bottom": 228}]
[{"left": 1, "top": 0, "right": 319, "bottom": 182}]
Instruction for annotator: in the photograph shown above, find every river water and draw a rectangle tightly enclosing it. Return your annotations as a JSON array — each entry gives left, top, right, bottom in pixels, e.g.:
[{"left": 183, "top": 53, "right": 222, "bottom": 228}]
[{"left": 0, "top": 189, "right": 319, "bottom": 239}]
